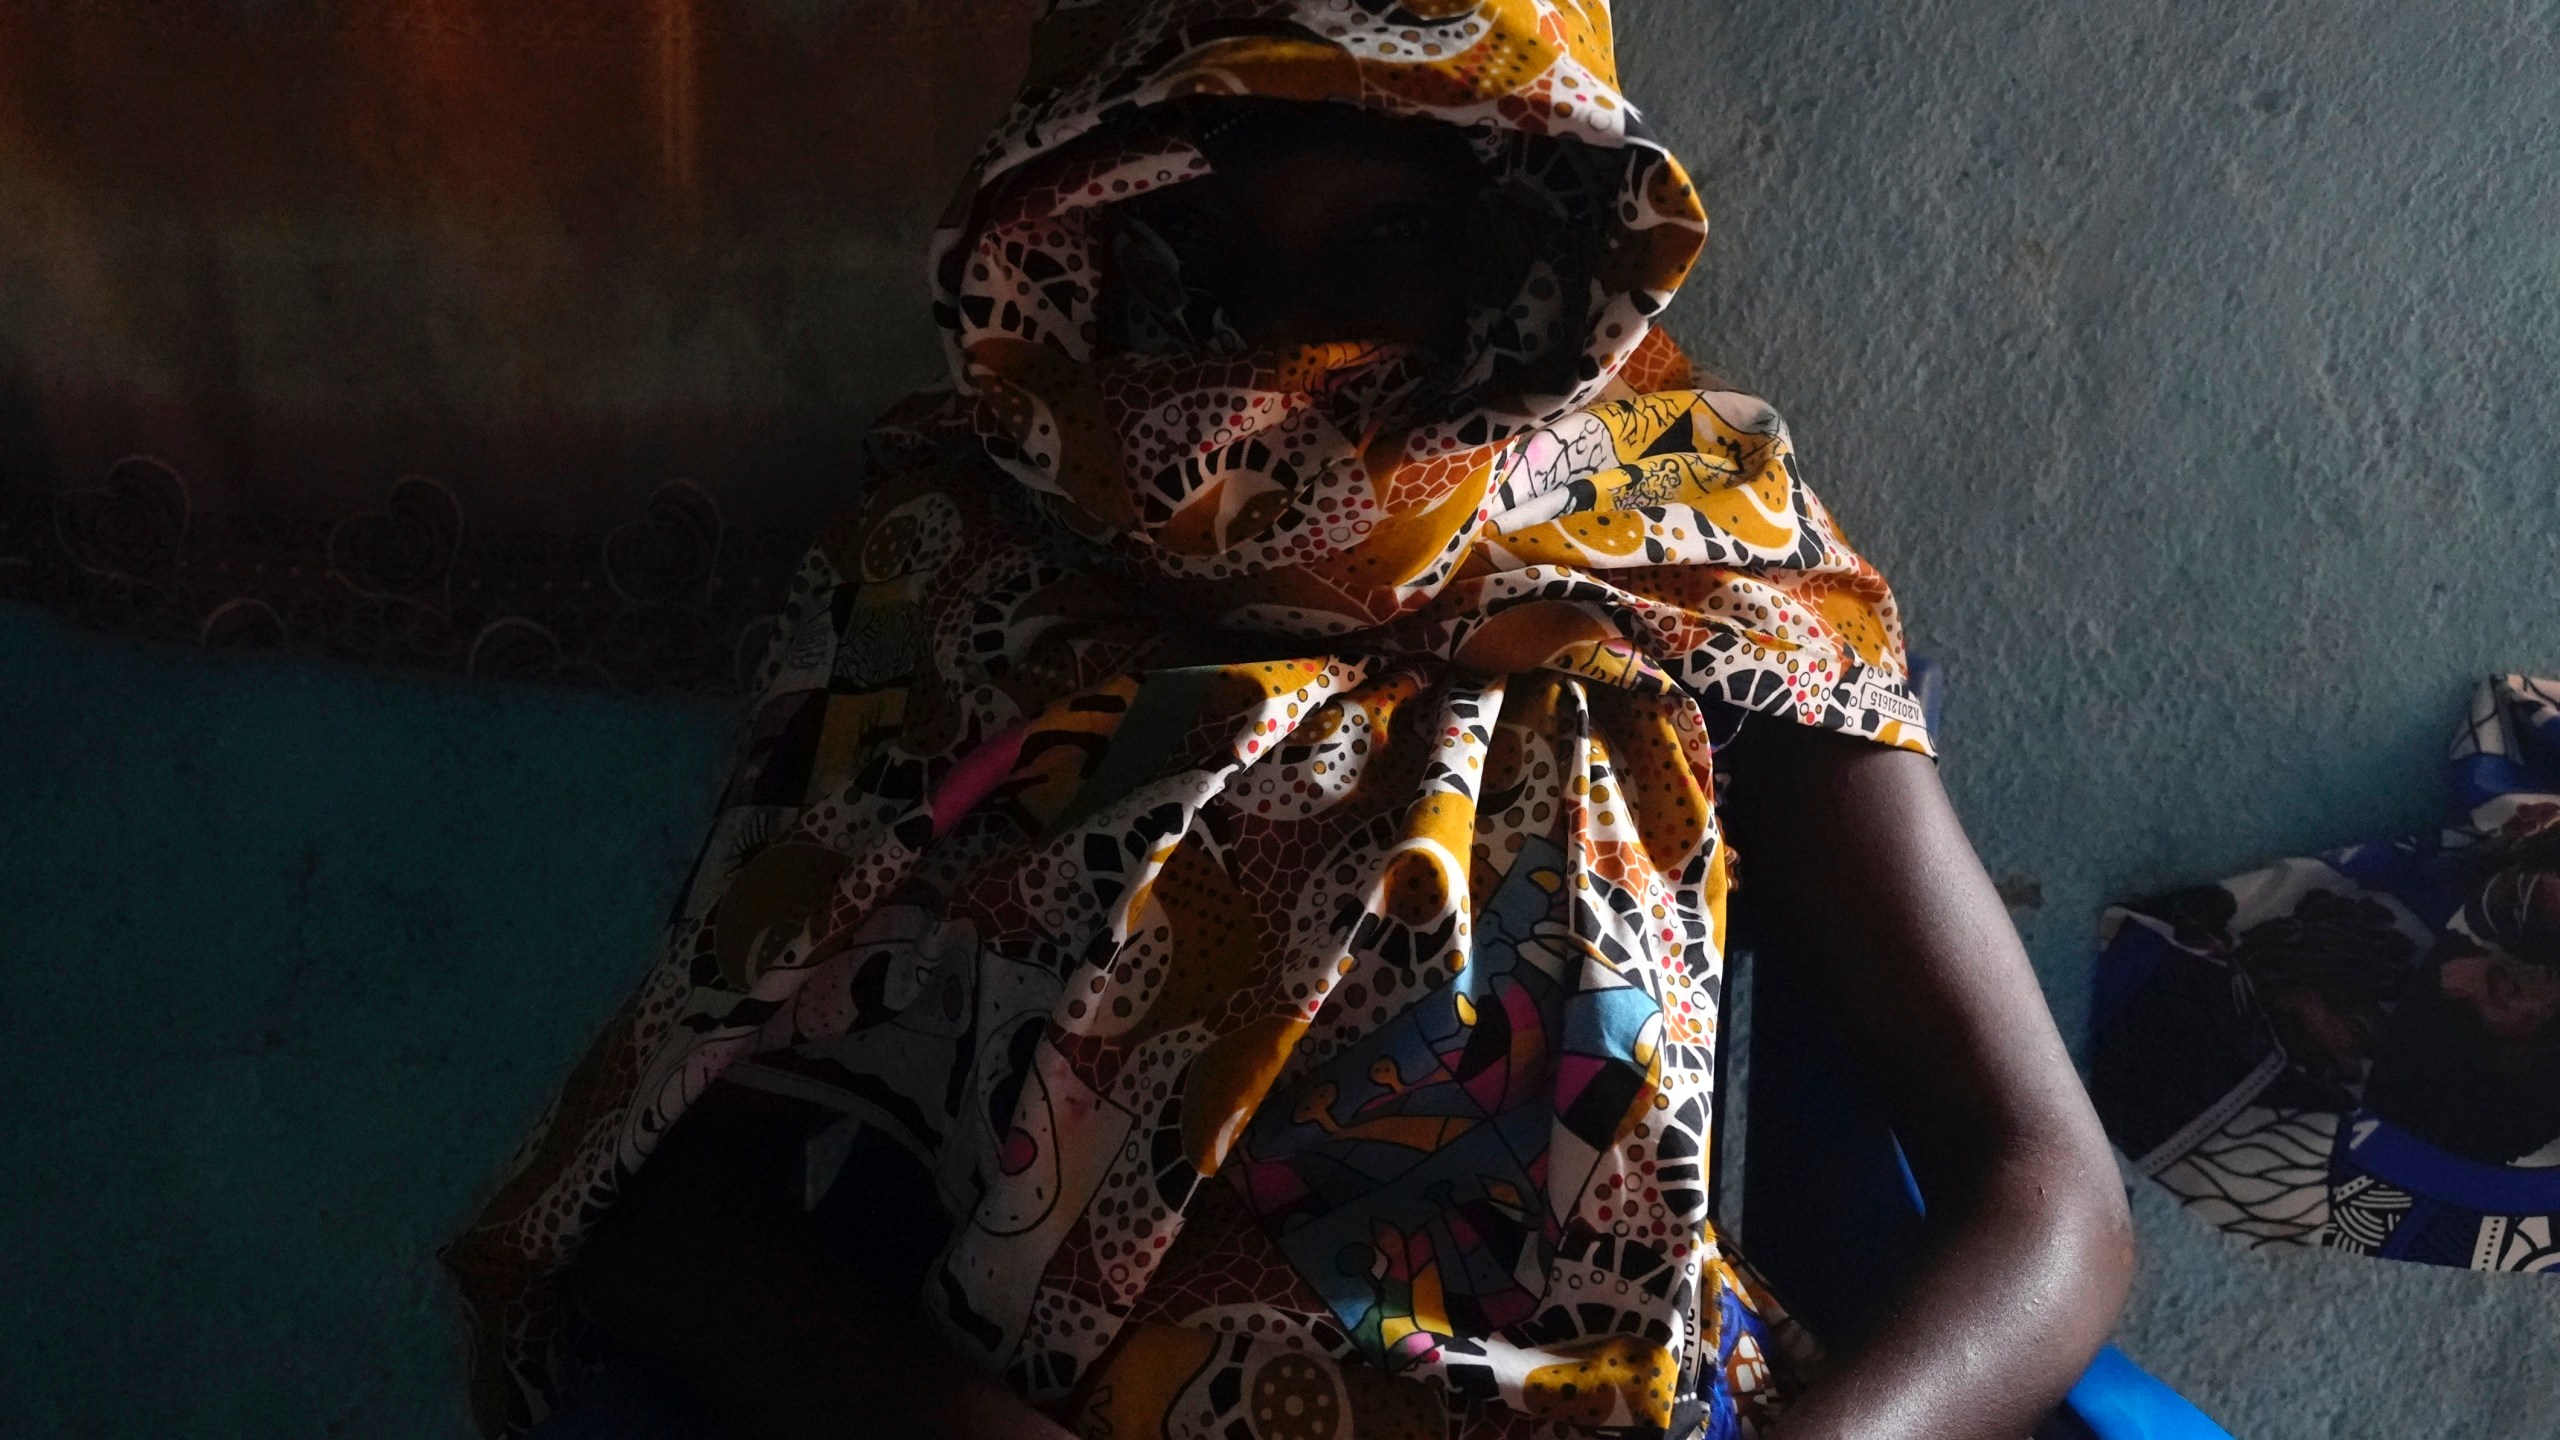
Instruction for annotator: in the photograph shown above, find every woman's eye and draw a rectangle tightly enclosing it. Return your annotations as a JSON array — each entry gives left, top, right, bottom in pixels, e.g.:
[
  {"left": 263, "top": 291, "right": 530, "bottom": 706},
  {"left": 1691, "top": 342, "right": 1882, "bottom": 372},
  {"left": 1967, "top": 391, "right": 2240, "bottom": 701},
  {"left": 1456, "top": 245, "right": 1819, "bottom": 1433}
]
[{"left": 1359, "top": 210, "right": 1442, "bottom": 245}]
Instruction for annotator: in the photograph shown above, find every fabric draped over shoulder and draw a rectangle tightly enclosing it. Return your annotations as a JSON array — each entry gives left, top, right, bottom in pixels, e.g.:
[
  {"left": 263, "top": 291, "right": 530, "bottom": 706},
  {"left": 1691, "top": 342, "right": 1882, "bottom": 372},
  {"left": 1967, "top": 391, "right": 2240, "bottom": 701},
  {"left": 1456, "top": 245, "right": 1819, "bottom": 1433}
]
[{"left": 445, "top": 3, "right": 1932, "bottom": 1438}]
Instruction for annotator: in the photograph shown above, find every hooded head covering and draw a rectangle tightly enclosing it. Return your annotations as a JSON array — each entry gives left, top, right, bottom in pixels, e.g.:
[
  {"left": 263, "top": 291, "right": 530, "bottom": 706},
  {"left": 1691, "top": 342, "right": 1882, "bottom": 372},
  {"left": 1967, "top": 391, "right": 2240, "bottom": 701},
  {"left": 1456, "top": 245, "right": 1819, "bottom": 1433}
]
[
  {"left": 448, "top": 4, "right": 1929, "bottom": 1436},
  {"left": 930, "top": 0, "right": 1704, "bottom": 623}
]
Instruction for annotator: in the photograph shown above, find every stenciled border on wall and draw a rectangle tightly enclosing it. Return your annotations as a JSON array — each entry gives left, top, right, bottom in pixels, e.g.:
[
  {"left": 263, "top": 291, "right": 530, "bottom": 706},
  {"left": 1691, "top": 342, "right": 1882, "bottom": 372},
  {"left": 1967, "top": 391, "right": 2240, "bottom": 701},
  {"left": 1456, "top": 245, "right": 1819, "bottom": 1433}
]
[{"left": 0, "top": 457, "right": 803, "bottom": 695}]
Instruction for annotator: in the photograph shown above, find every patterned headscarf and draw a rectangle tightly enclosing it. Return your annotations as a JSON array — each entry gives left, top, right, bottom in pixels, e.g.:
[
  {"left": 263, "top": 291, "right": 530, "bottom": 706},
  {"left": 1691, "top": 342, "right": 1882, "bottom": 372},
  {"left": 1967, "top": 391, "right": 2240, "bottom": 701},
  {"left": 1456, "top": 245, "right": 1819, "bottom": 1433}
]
[{"left": 447, "top": 4, "right": 1931, "bottom": 1436}]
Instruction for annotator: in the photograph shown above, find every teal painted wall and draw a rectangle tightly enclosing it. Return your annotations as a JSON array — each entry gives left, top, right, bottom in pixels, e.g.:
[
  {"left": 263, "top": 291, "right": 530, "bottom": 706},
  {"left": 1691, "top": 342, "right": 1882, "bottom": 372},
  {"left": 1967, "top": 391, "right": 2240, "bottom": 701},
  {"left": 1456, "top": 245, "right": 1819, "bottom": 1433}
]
[
  {"left": 1624, "top": 2, "right": 2560, "bottom": 1435},
  {"left": 0, "top": 609, "right": 733, "bottom": 1436},
  {"left": 1625, "top": 0, "right": 2560, "bottom": 1025}
]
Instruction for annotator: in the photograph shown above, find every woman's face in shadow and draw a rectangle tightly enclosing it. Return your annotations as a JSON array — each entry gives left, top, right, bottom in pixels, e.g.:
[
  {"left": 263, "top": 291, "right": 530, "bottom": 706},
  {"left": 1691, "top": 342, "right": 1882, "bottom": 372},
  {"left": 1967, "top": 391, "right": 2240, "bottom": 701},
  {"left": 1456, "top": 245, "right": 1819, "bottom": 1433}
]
[
  {"left": 1119, "top": 114, "right": 1486, "bottom": 360},
  {"left": 2440, "top": 945, "right": 2560, "bottom": 1044},
  {"left": 2441, "top": 862, "right": 2560, "bottom": 1046}
]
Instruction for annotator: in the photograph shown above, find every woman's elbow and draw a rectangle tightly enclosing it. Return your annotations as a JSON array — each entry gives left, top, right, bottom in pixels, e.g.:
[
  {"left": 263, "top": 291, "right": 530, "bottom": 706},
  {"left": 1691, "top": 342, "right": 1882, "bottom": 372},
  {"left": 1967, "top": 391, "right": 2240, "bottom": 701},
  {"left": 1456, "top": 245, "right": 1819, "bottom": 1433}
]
[
  {"left": 2020, "top": 1129, "right": 2137, "bottom": 1336},
  {"left": 2067, "top": 1166, "right": 2136, "bottom": 1314}
]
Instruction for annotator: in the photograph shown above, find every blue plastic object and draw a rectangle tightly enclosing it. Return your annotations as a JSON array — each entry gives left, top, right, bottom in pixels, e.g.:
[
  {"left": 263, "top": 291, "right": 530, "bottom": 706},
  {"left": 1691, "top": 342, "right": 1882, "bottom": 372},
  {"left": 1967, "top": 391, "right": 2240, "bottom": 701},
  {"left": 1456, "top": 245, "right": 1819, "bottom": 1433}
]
[{"left": 2066, "top": 1344, "right": 2235, "bottom": 1440}]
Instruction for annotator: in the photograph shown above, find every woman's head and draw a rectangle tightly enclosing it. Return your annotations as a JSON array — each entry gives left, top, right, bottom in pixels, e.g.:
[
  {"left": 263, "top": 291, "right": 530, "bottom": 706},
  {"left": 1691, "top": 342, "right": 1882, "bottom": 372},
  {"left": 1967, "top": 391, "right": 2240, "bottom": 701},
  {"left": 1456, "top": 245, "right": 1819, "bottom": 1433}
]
[
  {"left": 923, "top": 0, "right": 1706, "bottom": 623},
  {"left": 1103, "top": 101, "right": 1491, "bottom": 359}
]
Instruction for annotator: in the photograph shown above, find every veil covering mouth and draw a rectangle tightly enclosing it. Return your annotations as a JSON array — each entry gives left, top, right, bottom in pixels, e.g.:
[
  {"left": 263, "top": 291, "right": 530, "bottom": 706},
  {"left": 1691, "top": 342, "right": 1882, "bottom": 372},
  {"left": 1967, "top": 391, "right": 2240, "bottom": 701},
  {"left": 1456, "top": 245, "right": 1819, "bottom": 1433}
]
[{"left": 446, "top": 3, "right": 1933, "bottom": 1437}]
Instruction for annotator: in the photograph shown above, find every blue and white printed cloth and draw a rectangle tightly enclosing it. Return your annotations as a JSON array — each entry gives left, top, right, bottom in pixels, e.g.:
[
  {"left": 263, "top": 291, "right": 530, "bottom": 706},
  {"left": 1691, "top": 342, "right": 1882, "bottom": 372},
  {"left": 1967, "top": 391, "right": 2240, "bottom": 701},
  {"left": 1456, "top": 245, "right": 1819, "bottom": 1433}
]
[{"left": 2091, "top": 675, "right": 2560, "bottom": 1272}]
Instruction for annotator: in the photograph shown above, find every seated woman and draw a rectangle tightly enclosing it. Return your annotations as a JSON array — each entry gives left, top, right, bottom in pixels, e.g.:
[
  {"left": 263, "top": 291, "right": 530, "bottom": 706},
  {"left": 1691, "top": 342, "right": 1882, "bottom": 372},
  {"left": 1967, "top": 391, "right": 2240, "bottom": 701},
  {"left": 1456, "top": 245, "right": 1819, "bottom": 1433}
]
[{"left": 445, "top": 5, "right": 2131, "bottom": 1438}]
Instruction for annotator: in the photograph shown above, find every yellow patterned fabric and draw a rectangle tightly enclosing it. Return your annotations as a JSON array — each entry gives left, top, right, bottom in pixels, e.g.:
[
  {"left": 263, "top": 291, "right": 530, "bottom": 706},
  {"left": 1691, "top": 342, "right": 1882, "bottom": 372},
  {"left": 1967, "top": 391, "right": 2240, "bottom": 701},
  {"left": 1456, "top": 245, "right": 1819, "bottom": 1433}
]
[{"left": 446, "top": 3, "right": 1931, "bottom": 1436}]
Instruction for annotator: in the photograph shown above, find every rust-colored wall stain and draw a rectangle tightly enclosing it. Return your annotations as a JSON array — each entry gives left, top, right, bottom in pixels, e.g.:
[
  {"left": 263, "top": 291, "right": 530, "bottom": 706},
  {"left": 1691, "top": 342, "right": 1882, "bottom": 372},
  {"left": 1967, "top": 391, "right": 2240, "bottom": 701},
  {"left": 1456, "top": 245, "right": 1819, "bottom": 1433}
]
[
  {"left": 655, "top": 0, "right": 704, "bottom": 210},
  {"left": 0, "top": 0, "right": 1037, "bottom": 538}
]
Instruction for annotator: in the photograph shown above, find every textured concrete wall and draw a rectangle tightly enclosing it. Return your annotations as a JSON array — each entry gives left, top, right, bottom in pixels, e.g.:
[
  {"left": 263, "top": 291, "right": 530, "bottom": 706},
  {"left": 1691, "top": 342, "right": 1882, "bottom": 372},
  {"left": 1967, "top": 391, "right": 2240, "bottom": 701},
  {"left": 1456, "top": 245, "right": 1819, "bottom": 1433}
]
[{"left": 1622, "top": 2, "right": 2560, "bottom": 1434}]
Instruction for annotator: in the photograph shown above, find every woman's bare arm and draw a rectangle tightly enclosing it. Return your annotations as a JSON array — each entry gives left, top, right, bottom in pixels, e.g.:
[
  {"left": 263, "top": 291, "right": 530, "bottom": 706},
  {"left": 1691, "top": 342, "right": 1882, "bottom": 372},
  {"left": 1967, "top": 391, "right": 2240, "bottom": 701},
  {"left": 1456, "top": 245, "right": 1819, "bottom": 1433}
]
[
  {"left": 563, "top": 1083, "right": 1073, "bottom": 1440},
  {"left": 1717, "top": 721, "right": 2133, "bottom": 1440}
]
